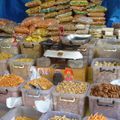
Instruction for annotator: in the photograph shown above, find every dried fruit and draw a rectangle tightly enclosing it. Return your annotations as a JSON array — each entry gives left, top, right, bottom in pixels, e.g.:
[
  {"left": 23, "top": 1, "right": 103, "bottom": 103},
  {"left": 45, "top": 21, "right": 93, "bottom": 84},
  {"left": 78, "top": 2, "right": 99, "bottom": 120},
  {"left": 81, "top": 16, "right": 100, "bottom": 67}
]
[
  {"left": 56, "top": 81, "right": 87, "bottom": 94},
  {"left": 91, "top": 83, "right": 120, "bottom": 98}
]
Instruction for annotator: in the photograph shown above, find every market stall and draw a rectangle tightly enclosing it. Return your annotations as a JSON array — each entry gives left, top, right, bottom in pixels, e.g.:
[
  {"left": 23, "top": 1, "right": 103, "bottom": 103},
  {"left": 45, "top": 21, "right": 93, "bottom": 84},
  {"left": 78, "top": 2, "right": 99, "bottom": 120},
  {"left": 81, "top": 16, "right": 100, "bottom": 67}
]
[{"left": 0, "top": 0, "right": 120, "bottom": 120}]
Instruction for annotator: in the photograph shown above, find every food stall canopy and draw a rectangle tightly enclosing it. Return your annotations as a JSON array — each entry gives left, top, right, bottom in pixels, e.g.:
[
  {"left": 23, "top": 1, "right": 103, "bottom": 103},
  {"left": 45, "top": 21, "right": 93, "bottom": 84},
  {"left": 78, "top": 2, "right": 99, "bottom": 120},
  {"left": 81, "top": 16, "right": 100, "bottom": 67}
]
[
  {"left": 102, "top": 0, "right": 120, "bottom": 27},
  {"left": 0, "top": 0, "right": 30, "bottom": 23}
]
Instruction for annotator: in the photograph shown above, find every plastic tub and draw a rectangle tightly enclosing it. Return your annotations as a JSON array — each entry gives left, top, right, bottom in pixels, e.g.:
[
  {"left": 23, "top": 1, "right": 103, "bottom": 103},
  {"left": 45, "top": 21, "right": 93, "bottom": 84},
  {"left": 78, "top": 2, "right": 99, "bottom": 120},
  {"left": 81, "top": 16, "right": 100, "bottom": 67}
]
[
  {"left": 83, "top": 116, "right": 115, "bottom": 120},
  {"left": 20, "top": 41, "right": 43, "bottom": 59},
  {"left": 78, "top": 44, "right": 94, "bottom": 65},
  {"left": 0, "top": 59, "right": 8, "bottom": 73},
  {"left": 9, "top": 54, "right": 34, "bottom": 80},
  {"left": 92, "top": 58, "right": 120, "bottom": 83},
  {"left": 1, "top": 106, "right": 41, "bottom": 120},
  {"left": 95, "top": 39, "right": 120, "bottom": 58},
  {"left": 88, "top": 83, "right": 120, "bottom": 120},
  {"left": 0, "top": 38, "right": 20, "bottom": 55},
  {"left": 22, "top": 86, "right": 54, "bottom": 108},
  {"left": 0, "top": 81, "right": 23, "bottom": 104},
  {"left": 52, "top": 81, "right": 89, "bottom": 117},
  {"left": 0, "top": 104, "right": 10, "bottom": 119},
  {"left": 40, "top": 111, "right": 81, "bottom": 120}
]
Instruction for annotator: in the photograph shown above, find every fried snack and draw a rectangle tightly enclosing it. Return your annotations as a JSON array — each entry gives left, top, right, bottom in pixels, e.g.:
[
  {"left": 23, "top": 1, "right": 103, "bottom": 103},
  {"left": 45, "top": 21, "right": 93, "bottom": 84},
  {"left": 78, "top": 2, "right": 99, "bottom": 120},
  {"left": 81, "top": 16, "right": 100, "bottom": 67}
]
[
  {"left": 21, "top": 16, "right": 42, "bottom": 27},
  {"left": 41, "top": 7, "right": 56, "bottom": 13},
  {"left": 91, "top": 21, "right": 105, "bottom": 25},
  {"left": 56, "top": 81, "right": 87, "bottom": 94},
  {"left": 55, "top": 0, "right": 70, "bottom": 5},
  {"left": 0, "top": 52, "right": 12, "bottom": 60},
  {"left": 0, "top": 74, "right": 24, "bottom": 87},
  {"left": 71, "top": 6, "right": 84, "bottom": 11},
  {"left": 50, "top": 115, "right": 78, "bottom": 120},
  {"left": 58, "top": 16, "right": 73, "bottom": 23},
  {"left": 87, "top": 6, "right": 107, "bottom": 13},
  {"left": 50, "top": 36, "right": 60, "bottom": 42},
  {"left": 57, "top": 9, "right": 72, "bottom": 16},
  {"left": 32, "top": 28, "right": 48, "bottom": 37},
  {"left": 24, "top": 77, "right": 53, "bottom": 90},
  {"left": 0, "top": 19, "right": 10, "bottom": 26},
  {"left": 29, "top": 25, "right": 36, "bottom": 34},
  {"left": 88, "top": 113, "right": 107, "bottom": 120},
  {"left": 16, "top": 116, "right": 34, "bottom": 120},
  {"left": 56, "top": 5, "right": 70, "bottom": 11},
  {"left": 14, "top": 58, "right": 33, "bottom": 63},
  {"left": 26, "top": 6, "right": 41, "bottom": 15},
  {"left": 94, "top": 61, "right": 120, "bottom": 67},
  {"left": 14, "top": 26, "right": 29, "bottom": 34},
  {"left": 25, "top": 1, "right": 41, "bottom": 7},
  {"left": 45, "top": 12, "right": 58, "bottom": 18},
  {"left": 88, "top": 13, "right": 105, "bottom": 17},
  {"left": 70, "top": 0, "right": 88, "bottom": 6},
  {"left": 47, "top": 31, "right": 59, "bottom": 36},
  {"left": 60, "top": 24, "right": 76, "bottom": 31},
  {"left": 91, "top": 17, "right": 105, "bottom": 22},
  {"left": 91, "top": 83, "right": 120, "bottom": 98},
  {"left": 41, "top": 1, "right": 55, "bottom": 9}
]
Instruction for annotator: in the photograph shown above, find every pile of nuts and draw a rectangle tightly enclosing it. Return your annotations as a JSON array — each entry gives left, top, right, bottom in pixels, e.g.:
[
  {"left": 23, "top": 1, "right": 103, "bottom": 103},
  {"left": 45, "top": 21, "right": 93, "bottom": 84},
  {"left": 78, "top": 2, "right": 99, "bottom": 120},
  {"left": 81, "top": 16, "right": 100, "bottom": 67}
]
[
  {"left": 94, "top": 61, "right": 120, "bottom": 67},
  {"left": 24, "top": 77, "right": 53, "bottom": 90},
  {"left": 14, "top": 58, "right": 33, "bottom": 63},
  {"left": 16, "top": 116, "right": 35, "bottom": 120},
  {"left": 50, "top": 116, "right": 78, "bottom": 120},
  {"left": 88, "top": 113, "right": 107, "bottom": 120},
  {"left": 0, "top": 52, "right": 12, "bottom": 60},
  {"left": 91, "top": 83, "right": 120, "bottom": 98},
  {"left": 56, "top": 81, "right": 87, "bottom": 94},
  {"left": 0, "top": 74, "right": 24, "bottom": 87}
]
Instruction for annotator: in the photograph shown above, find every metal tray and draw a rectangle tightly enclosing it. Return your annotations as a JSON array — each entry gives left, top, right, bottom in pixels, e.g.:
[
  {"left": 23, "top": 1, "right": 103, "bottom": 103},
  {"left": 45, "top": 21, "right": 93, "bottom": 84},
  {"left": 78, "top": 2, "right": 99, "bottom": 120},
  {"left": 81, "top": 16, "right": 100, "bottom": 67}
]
[
  {"left": 61, "top": 34, "right": 91, "bottom": 45},
  {"left": 44, "top": 50, "right": 83, "bottom": 60}
]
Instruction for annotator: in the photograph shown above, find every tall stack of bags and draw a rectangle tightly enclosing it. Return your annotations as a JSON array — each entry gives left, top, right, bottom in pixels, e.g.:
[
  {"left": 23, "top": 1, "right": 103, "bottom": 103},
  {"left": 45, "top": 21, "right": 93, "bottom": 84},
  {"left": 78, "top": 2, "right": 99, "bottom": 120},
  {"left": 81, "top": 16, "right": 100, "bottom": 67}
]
[
  {"left": 70, "top": 0, "right": 89, "bottom": 16},
  {"left": 25, "top": 0, "right": 41, "bottom": 16}
]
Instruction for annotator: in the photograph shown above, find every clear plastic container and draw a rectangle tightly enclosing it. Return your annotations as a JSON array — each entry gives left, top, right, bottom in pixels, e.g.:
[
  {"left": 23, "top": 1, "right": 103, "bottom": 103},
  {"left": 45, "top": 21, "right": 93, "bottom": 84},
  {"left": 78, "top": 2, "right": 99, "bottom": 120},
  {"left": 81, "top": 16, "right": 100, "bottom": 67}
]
[
  {"left": 52, "top": 81, "right": 89, "bottom": 117},
  {"left": 9, "top": 54, "right": 34, "bottom": 80},
  {"left": 20, "top": 41, "right": 43, "bottom": 59},
  {"left": 22, "top": 86, "right": 54, "bottom": 107},
  {"left": 40, "top": 111, "right": 81, "bottom": 120},
  {"left": 0, "top": 59, "right": 8, "bottom": 73},
  {"left": 0, "top": 38, "right": 20, "bottom": 55},
  {"left": 88, "top": 83, "right": 120, "bottom": 120},
  {"left": 95, "top": 39, "right": 120, "bottom": 58},
  {"left": 0, "top": 104, "right": 10, "bottom": 119},
  {"left": 1, "top": 106, "right": 41, "bottom": 120},
  {"left": 0, "top": 82, "right": 23, "bottom": 104},
  {"left": 78, "top": 44, "right": 94, "bottom": 65},
  {"left": 83, "top": 116, "right": 115, "bottom": 120},
  {"left": 92, "top": 58, "right": 120, "bottom": 83}
]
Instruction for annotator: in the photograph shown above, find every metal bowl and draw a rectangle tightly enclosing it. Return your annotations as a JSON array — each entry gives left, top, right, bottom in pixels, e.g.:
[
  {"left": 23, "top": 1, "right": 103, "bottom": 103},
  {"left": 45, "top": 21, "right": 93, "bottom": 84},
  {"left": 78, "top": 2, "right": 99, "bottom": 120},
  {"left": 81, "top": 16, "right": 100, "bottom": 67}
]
[{"left": 61, "top": 34, "right": 91, "bottom": 46}]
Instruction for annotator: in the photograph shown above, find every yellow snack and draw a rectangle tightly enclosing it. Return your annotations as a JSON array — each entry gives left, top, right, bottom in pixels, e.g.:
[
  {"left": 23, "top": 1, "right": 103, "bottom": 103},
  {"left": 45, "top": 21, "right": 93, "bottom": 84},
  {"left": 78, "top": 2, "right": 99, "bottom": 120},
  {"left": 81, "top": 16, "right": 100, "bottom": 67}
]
[
  {"left": 56, "top": 81, "right": 87, "bottom": 94},
  {"left": 14, "top": 58, "right": 33, "bottom": 63},
  {"left": 0, "top": 74, "right": 24, "bottom": 87},
  {"left": 88, "top": 113, "right": 107, "bottom": 120},
  {"left": 24, "top": 34, "right": 43, "bottom": 42},
  {"left": 50, "top": 115, "right": 78, "bottom": 120},
  {"left": 16, "top": 116, "right": 35, "bottom": 120},
  {"left": 32, "top": 28, "right": 48, "bottom": 37},
  {"left": 0, "top": 52, "right": 12, "bottom": 60},
  {"left": 24, "top": 77, "right": 53, "bottom": 90}
]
